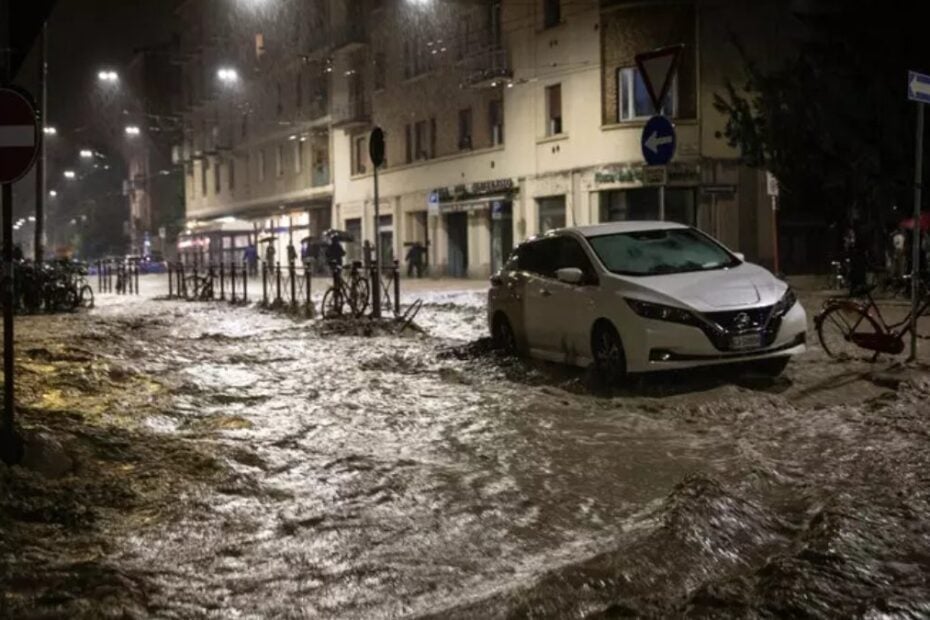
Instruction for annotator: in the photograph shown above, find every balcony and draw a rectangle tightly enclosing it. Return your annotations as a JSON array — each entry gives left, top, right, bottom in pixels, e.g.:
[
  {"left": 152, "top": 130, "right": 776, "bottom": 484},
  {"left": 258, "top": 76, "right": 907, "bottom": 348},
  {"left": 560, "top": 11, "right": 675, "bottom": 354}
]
[
  {"left": 330, "top": 20, "right": 368, "bottom": 53},
  {"left": 461, "top": 46, "right": 512, "bottom": 89},
  {"left": 331, "top": 98, "right": 371, "bottom": 129}
]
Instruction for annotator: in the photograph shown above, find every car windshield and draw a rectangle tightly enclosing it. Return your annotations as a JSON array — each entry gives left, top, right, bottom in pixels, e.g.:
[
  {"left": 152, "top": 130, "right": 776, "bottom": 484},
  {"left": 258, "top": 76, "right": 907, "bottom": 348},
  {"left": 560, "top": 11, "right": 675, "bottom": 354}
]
[{"left": 586, "top": 228, "right": 740, "bottom": 276}]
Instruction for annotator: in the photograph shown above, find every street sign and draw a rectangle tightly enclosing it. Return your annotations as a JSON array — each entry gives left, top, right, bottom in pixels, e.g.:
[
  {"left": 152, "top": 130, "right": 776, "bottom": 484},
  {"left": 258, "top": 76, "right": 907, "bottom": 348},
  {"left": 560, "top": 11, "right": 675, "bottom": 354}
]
[
  {"left": 635, "top": 45, "right": 684, "bottom": 111},
  {"left": 766, "top": 171, "right": 779, "bottom": 197},
  {"left": 0, "top": 87, "right": 39, "bottom": 184},
  {"left": 369, "top": 126, "right": 385, "bottom": 168},
  {"left": 908, "top": 70, "right": 930, "bottom": 104},
  {"left": 427, "top": 190, "right": 440, "bottom": 216},
  {"left": 641, "top": 115, "right": 676, "bottom": 165}
]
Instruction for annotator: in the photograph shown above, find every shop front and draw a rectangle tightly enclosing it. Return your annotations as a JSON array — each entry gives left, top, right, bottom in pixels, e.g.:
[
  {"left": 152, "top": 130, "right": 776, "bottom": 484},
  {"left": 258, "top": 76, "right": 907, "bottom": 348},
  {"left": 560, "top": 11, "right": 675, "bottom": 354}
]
[{"left": 591, "top": 161, "right": 701, "bottom": 226}]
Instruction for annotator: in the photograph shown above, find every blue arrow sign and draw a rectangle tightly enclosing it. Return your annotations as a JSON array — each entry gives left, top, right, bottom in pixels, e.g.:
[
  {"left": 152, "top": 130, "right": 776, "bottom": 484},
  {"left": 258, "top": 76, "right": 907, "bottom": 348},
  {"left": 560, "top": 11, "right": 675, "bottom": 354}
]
[
  {"left": 908, "top": 71, "right": 930, "bottom": 104},
  {"left": 641, "top": 115, "right": 676, "bottom": 166}
]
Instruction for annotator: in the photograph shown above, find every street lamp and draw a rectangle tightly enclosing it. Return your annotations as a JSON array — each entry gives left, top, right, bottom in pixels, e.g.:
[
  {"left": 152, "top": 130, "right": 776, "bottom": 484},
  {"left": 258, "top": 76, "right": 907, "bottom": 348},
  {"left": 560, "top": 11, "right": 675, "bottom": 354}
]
[
  {"left": 217, "top": 67, "right": 239, "bottom": 83},
  {"left": 63, "top": 170, "right": 76, "bottom": 179},
  {"left": 43, "top": 126, "right": 56, "bottom": 135},
  {"left": 48, "top": 190, "right": 57, "bottom": 198},
  {"left": 125, "top": 125, "right": 141, "bottom": 136},
  {"left": 98, "top": 70, "right": 119, "bottom": 83},
  {"left": 80, "top": 149, "right": 93, "bottom": 159}
]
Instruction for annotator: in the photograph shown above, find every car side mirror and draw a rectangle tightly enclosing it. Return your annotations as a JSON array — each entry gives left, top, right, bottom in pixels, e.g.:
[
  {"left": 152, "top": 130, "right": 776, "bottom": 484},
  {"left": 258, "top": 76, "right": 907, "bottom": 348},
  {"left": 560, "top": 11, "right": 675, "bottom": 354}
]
[
  {"left": 556, "top": 267, "right": 584, "bottom": 284},
  {"left": 733, "top": 252, "right": 745, "bottom": 262}
]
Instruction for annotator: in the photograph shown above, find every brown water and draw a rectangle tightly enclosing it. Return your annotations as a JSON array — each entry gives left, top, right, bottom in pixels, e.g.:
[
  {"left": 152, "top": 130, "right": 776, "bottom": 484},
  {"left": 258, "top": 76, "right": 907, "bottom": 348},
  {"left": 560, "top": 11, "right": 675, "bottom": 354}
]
[{"left": 2, "top": 277, "right": 930, "bottom": 618}]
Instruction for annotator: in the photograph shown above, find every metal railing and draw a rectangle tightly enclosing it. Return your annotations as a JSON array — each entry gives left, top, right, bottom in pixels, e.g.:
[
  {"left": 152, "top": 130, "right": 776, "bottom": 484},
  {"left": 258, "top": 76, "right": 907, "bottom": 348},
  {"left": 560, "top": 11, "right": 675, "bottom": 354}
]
[{"left": 95, "top": 259, "right": 140, "bottom": 295}]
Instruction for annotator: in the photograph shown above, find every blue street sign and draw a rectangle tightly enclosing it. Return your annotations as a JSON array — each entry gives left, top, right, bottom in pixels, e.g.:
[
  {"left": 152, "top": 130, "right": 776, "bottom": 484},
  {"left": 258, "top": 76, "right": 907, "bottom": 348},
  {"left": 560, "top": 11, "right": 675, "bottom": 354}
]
[
  {"left": 908, "top": 71, "right": 930, "bottom": 104},
  {"left": 641, "top": 115, "right": 676, "bottom": 166}
]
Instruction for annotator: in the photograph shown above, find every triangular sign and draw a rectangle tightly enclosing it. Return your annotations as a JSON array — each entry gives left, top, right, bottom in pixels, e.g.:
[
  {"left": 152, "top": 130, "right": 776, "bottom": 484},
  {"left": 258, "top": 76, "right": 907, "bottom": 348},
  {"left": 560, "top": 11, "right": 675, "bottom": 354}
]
[{"left": 634, "top": 45, "right": 684, "bottom": 112}]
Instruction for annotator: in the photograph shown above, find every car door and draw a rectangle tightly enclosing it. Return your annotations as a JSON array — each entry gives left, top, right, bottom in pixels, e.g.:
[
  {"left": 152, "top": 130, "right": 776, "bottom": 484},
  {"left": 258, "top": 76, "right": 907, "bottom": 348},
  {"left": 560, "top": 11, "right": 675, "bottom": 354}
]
[
  {"left": 541, "top": 235, "right": 599, "bottom": 364},
  {"left": 522, "top": 238, "right": 561, "bottom": 359}
]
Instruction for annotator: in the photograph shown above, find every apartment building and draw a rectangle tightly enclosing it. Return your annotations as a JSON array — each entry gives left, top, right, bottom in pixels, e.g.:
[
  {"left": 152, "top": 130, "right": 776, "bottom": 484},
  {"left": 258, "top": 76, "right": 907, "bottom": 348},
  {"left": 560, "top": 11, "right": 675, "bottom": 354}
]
[{"left": 178, "top": 0, "right": 795, "bottom": 275}]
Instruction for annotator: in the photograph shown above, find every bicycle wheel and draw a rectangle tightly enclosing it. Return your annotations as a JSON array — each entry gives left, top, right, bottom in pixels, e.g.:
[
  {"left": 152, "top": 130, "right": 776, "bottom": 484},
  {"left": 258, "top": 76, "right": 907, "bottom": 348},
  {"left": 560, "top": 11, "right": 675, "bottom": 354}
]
[
  {"left": 79, "top": 284, "right": 94, "bottom": 308},
  {"left": 349, "top": 277, "right": 370, "bottom": 317},
  {"left": 321, "top": 287, "right": 344, "bottom": 319},
  {"left": 816, "top": 303, "right": 885, "bottom": 361},
  {"left": 184, "top": 276, "right": 204, "bottom": 301}
]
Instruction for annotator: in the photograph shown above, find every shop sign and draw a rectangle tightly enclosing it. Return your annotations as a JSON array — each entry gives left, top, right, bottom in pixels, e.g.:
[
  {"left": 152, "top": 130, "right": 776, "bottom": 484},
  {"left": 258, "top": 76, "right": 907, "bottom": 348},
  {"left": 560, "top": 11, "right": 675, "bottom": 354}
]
[
  {"left": 594, "top": 165, "right": 641, "bottom": 185},
  {"left": 432, "top": 178, "right": 517, "bottom": 203},
  {"left": 642, "top": 165, "right": 667, "bottom": 186},
  {"left": 594, "top": 162, "right": 700, "bottom": 187},
  {"left": 667, "top": 162, "right": 701, "bottom": 185},
  {"left": 439, "top": 201, "right": 489, "bottom": 214}
]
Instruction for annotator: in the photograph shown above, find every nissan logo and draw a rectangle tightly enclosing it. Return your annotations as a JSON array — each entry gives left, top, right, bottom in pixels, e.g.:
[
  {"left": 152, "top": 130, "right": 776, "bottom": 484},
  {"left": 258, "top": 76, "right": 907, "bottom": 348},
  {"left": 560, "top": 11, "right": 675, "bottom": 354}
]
[{"left": 733, "top": 312, "right": 752, "bottom": 330}]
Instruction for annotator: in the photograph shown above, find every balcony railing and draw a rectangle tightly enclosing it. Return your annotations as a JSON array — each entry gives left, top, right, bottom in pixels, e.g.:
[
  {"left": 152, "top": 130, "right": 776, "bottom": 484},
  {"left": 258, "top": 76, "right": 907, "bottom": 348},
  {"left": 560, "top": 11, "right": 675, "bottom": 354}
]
[
  {"left": 461, "top": 46, "right": 512, "bottom": 88},
  {"left": 331, "top": 98, "right": 371, "bottom": 128}
]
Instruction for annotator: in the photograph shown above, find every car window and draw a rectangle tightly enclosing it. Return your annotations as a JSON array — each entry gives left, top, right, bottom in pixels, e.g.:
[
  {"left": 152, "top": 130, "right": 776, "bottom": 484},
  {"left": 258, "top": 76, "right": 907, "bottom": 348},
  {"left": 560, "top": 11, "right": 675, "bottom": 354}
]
[
  {"left": 554, "top": 236, "right": 596, "bottom": 281},
  {"left": 585, "top": 228, "right": 739, "bottom": 276}
]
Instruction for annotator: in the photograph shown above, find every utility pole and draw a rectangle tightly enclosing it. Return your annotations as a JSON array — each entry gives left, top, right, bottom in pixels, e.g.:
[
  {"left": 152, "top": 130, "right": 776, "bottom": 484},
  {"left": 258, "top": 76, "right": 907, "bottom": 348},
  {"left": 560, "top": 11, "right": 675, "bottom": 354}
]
[
  {"left": 907, "top": 70, "right": 930, "bottom": 362},
  {"left": 35, "top": 21, "right": 46, "bottom": 264},
  {"left": 369, "top": 127, "right": 384, "bottom": 319}
]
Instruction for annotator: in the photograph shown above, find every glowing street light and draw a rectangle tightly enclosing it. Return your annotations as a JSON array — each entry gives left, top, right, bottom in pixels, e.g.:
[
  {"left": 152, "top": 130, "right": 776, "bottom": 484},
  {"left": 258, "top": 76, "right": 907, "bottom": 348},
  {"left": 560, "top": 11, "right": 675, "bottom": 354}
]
[
  {"left": 80, "top": 149, "right": 93, "bottom": 159},
  {"left": 63, "top": 170, "right": 76, "bottom": 179},
  {"left": 217, "top": 67, "right": 239, "bottom": 83},
  {"left": 43, "top": 126, "right": 57, "bottom": 135},
  {"left": 125, "top": 125, "right": 141, "bottom": 136},
  {"left": 28, "top": 216, "right": 35, "bottom": 222},
  {"left": 48, "top": 190, "right": 57, "bottom": 198},
  {"left": 98, "top": 70, "right": 119, "bottom": 83}
]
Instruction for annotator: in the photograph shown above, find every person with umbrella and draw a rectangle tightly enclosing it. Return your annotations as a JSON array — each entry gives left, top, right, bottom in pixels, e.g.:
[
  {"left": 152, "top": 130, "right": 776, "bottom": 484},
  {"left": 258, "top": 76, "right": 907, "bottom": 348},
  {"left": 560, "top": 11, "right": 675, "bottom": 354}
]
[{"left": 326, "top": 234, "right": 346, "bottom": 269}]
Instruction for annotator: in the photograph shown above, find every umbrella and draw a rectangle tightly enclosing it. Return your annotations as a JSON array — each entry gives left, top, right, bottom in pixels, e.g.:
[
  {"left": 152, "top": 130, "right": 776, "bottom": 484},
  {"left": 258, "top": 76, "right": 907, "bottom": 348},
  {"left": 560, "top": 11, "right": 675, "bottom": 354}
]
[
  {"left": 258, "top": 236, "right": 277, "bottom": 243},
  {"left": 900, "top": 212, "right": 930, "bottom": 232},
  {"left": 323, "top": 229, "right": 355, "bottom": 242}
]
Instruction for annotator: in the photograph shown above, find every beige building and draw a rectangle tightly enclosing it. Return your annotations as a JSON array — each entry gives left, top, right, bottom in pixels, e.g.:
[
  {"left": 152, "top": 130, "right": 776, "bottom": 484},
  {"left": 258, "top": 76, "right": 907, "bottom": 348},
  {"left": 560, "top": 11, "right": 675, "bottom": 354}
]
[{"left": 178, "top": 0, "right": 793, "bottom": 275}]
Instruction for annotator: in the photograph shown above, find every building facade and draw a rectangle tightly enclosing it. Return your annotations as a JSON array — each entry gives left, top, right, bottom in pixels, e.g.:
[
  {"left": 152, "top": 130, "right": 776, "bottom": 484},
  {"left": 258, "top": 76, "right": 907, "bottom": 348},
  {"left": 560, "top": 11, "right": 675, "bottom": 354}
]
[{"left": 178, "top": 0, "right": 794, "bottom": 275}]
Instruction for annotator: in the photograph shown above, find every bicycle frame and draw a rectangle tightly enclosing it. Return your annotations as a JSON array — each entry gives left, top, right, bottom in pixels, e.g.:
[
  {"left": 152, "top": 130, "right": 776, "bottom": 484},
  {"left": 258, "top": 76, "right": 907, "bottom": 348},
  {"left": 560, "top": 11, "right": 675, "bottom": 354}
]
[{"left": 832, "top": 289, "right": 930, "bottom": 341}]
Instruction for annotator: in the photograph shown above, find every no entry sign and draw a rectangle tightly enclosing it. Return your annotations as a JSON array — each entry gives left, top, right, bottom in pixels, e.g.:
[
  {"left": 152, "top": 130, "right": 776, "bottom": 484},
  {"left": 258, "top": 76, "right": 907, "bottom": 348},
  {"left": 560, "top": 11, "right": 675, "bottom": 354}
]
[{"left": 0, "top": 87, "right": 39, "bottom": 184}]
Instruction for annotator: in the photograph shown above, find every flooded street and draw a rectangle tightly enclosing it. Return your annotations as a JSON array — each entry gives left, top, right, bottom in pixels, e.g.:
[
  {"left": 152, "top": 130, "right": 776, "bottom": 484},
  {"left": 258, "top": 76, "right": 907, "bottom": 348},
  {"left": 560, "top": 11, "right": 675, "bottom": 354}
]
[{"left": 3, "top": 276, "right": 930, "bottom": 618}]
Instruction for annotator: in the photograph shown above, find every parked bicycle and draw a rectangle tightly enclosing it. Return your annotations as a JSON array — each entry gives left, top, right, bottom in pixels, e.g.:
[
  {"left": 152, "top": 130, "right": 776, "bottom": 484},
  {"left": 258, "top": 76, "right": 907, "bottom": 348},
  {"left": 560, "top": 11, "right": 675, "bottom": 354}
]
[
  {"left": 184, "top": 269, "right": 215, "bottom": 301},
  {"left": 322, "top": 262, "right": 365, "bottom": 318},
  {"left": 815, "top": 285, "right": 930, "bottom": 361}
]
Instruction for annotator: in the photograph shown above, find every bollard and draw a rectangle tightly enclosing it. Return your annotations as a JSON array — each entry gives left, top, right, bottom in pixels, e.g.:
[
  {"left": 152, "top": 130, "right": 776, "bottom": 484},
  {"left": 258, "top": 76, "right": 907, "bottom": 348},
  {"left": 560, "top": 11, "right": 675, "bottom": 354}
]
[
  {"left": 242, "top": 264, "right": 248, "bottom": 303},
  {"left": 262, "top": 263, "right": 268, "bottom": 306},
  {"left": 304, "top": 267, "right": 312, "bottom": 315},
  {"left": 290, "top": 261, "right": 297, "bottom": 309},
  {"left": 275, "top": 262, "right": 282, "bottom": 304},
  {"left": 135, "top": 264, "right": 140, "bottom": 295},
  {"left": 219, "top": 262, "right": 226, "bottom": 301},
  {"left": 393, "top": 259, "right": 401, "bottom": 317},
  {"left": 97, "top": 260, "right": 102, "bottom": 292},
  {"left": 168, "top": 263, "right": 174, "bottom": 298},
  {"left": 230, "top": 262, "right": 237, "bottom": 303},
  {"left": 179, "top": 262, "right": 186, "bottom": 299}
]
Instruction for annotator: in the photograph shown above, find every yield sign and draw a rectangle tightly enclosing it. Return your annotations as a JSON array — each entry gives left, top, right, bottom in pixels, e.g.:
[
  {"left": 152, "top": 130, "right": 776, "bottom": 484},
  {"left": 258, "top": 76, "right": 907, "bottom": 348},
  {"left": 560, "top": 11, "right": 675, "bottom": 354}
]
[
  {"left": 0, "top": 87, "right": 39, "bottom": 184},
  {"left": 635, "top": 45, "right": 684, "bottom": 111}
]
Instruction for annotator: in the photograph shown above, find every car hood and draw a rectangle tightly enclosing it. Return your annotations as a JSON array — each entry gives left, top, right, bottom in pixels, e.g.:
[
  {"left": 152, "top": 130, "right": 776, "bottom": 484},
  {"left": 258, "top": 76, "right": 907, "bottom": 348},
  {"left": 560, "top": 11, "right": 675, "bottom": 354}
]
[{"left": 615, "top": 262, "right": 786, "bottom": 311}]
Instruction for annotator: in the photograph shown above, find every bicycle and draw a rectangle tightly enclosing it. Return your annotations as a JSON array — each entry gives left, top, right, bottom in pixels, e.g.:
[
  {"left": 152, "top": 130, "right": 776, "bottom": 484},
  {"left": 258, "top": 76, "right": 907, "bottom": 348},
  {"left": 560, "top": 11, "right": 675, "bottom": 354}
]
[
  {"left": 321, "top": 263, "right": 349, "bottom": 318},
  {"left": 346, "top": 261, "right": 370, "bottom": 317},
  {"left": 815, "top": 285, "right": 930, "bottom": 361},
  {"left": 184, "top": 269, "right": 214, "bottom": 301}
]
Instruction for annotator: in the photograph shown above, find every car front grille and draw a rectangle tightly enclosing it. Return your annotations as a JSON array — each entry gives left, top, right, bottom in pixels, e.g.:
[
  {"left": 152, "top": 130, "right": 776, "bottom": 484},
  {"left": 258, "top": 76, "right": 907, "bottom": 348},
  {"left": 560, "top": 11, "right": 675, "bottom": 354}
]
[{"left": 703, "top": 305, "right": 774, "bottom": 332}]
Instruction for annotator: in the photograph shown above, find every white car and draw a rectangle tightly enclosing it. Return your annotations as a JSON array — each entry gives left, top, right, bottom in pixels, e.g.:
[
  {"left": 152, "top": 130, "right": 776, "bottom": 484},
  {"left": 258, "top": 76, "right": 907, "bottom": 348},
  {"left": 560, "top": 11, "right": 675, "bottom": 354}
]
[{"left": 487, "top": 221, "right": 806, "bottom": 380}]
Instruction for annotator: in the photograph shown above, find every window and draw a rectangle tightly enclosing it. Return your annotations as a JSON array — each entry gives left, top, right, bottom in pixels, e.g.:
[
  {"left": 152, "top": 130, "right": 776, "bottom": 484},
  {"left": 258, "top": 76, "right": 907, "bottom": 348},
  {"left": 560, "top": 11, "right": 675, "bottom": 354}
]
[
  {"left": 538, "top": 195, "right": 566, "bottom": 232},
  {"left": 255, "top": 33, "right": 265, "bottom": 59},
  {"left": 546, "top": 84, "right": 562, "bottom": 136},
  {"left": 586, "top": 228, "right": 738, "bottom": 277},
  {"left": 617, "top": 67, "right": 678, "bottom": 121},
  {"left": 258, "top": 149, "right": 266, "bottom": 182},
  {"left": 457, "top": 18, "right": 470, "bottom": 61},
  {"left": 214, "top": 159, "right": 221, "bottom": 193},
  {"left": 296, "top": 72, "right": 303, "bottom": 109},
  {"left": 244, "top": 154, "right": 250, "bottom": 187},
  {"left": 403, "top": 41, "right": 411, "bottom": 79},
  {"left": 275, "top": 144, "right": 284, "bottom": 176},
  {"left": 405, "top": 124, "right": 412, "bottom": 163},
  {"left": 374, "top": 50, "right": 386, "bottom": 91},
  {"left": 489, "top": 99, "right": 504, "bottom": 145},
  {"left": 429, "top": 117, "right": 436, "bottom": 158},
  {"left": 353, "top": 134, "right": 367, "bottom": 174},
  {"left": 414, "top": 120, "right": 428, "bottom": 160},
  {"left": 229, "top": 157, "right": 236, "bottom": 191},
  {"left": 294, "top": 140, "right": 303, "bottom": 173},
  {"left": 543, "top": 0, "right": 561, "bottom": 29},
  {"left": 458, "top": 108, "right": 473, "bottom": 150},
  {"left": 276, "top": 82, "right": 283, "bottom": 116},
  {"left": 201, "top": 160, "right": 208, "bottom": 196},
  {"left": 241, "top": 113, "right": 248, "bottom": 139}
]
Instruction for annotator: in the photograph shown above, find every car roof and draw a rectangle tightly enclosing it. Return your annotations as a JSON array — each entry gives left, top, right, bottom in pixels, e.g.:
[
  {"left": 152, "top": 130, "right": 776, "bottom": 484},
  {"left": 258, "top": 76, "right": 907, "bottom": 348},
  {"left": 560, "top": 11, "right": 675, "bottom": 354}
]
[{"left": 566, "top": 221, "right": 690, "bottom": 236}]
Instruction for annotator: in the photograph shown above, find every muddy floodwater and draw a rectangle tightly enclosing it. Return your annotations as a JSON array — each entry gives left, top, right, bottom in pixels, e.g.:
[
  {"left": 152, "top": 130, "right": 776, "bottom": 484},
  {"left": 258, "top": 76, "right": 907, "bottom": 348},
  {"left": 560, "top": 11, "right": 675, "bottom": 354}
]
[{"left": 2, "top": 276, "right": 930, "bottom": 618}]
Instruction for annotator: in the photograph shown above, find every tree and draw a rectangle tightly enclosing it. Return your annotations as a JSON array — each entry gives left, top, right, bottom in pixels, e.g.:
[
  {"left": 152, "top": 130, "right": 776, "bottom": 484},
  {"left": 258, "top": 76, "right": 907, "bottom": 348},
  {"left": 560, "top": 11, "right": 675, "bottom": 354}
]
[{"left": 714, "top": 0, "right": 930, "bottom": 232}]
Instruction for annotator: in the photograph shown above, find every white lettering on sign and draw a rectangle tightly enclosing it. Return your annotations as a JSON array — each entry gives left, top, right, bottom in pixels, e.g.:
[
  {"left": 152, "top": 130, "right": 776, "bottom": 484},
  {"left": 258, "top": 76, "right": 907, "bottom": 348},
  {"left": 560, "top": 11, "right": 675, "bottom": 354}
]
[{"left": 0, "top": 126, "right": 35, "bottom": 148}]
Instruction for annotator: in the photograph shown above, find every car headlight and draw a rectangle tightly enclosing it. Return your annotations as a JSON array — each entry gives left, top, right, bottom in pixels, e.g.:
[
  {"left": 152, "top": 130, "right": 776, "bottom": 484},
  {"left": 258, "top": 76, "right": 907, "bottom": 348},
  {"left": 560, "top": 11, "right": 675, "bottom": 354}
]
[
  {"left": 772, "top": 287, "right": 797, "bottom": 318},
  {"left": 626, "top": 298, "right": 700, "bottom": 326}
]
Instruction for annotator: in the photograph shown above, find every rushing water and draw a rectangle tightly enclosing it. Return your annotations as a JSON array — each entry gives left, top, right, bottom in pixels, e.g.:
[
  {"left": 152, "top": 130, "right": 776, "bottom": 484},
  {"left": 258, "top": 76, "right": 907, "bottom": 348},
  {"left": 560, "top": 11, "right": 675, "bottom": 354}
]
[{"left": 3, "top": 276, "right": 930, "bottom": 618}]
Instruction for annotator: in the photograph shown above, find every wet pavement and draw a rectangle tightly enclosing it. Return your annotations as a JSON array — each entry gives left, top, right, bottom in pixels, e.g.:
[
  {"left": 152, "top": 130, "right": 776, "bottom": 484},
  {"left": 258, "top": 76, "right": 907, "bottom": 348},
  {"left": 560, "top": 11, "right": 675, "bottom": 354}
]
[{"left": 2, "top": 275, "right": 930, "bottom": 618}]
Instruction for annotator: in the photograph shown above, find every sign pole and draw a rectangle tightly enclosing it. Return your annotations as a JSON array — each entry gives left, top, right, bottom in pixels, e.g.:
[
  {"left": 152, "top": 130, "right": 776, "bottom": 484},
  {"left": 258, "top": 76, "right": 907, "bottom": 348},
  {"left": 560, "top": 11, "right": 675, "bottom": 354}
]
[
  {"left": 909, "top": 101, "right": 924, "bottom": 362},
  {"left": 35, "top": 21, "right": 46, "bottom": 264},
  {"left": 0, "top": 182, "right": 16, "bottom": 464},
  {"left": 658, "top": 184, "right": 665, "bottom": 221},
  {"left": 372, "top": 164, "right": 381, "bottom": 318},
  {"left": 771, "top": 195, "right": 780, "bottom": 275}
]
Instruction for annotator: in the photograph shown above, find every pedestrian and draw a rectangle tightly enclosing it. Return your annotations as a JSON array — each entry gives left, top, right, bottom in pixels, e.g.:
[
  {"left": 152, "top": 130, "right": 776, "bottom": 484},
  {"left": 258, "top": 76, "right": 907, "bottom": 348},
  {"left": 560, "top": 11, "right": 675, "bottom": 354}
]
[
  {"left": 286, "top": 242, "right": 297, "bottom": 266},
  {"left": 405, "top": 242, "right": 425, "bottom": 278},
  {"left": 265, "top": 241, "right": 276, "bottom": 275},
  {"left": 891, "top": 227, "right": 906, "bottom": 279},
  {"left": 362, "top": 240, "right": 373, "bottom": 269},
  {"left": 12, "top": 244, "right": 23, "bottom": 261},
  {"left": 244, "top": 244, "right": 258, "bottom": 276},
  {"left": 326, "top": 235, "right": 345, "bottom": 268}
]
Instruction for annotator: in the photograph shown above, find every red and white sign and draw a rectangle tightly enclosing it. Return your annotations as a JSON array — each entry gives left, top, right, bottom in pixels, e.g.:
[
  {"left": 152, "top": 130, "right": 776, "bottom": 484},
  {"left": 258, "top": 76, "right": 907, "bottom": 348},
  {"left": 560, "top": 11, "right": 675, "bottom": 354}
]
[
  {"left": 635, "top": 45, "right": 684, "bottom": 112},
  {"left": 0, "top": 87, "right": 39, "bottom": 184}
]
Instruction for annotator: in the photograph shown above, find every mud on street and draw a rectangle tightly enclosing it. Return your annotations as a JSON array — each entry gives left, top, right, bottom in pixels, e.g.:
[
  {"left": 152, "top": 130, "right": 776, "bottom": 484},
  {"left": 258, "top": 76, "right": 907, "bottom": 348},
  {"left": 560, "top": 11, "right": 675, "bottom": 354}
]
[{"left": 2, "top": 277, "right": 930, "bottom": 619}]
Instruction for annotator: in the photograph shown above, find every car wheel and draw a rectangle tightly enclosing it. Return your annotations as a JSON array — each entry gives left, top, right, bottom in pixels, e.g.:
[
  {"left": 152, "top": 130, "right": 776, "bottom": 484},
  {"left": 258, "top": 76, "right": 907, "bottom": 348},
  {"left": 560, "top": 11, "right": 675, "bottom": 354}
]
[
  {"left": 592, "top": 321, "right": 626, "bottom": 384},
  {"left": 492, "top": 313, "right": 518, "bottom": 354},
  {"left": 752, "top": 356, "right": 791, "bottom": 377}
]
